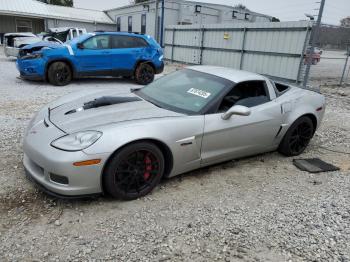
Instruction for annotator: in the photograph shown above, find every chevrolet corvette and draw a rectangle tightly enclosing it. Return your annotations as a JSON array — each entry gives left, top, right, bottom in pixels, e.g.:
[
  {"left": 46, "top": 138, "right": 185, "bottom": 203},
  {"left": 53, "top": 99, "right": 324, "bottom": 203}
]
[{"left": 23, "top": 66, "right": 325, "bottom": 199}]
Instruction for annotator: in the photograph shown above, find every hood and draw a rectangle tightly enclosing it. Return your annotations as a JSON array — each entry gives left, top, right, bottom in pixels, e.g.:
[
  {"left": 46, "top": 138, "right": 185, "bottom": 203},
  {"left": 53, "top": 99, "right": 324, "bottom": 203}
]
[
  {"left": 22, "top": 41, "right": 63, "bottom": 51},
  {"left": 48, "top": 89, "right": 183, "bottom": 133}
]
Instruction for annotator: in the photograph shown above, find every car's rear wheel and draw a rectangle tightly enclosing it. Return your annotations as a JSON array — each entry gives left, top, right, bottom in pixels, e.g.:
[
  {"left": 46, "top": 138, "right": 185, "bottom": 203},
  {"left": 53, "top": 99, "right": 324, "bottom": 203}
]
[
  {"left": 278, "top": 116, "right": 314, "bottom": 156},
  {"left": 47, "top": 61, "right": 72, "bottom": 86},
  {"left": 103, "top": 142, "right": 164, "bottom": 200},
  {"left": 134, "top": 63, "right": 155, "bottom": 85}
]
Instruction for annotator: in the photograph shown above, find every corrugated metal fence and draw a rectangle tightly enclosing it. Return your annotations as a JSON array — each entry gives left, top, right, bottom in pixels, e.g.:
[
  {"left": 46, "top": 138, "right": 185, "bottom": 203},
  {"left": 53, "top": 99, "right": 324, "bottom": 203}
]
[{"left": 164, "top": 21, "right": 312, "bottom": 83}]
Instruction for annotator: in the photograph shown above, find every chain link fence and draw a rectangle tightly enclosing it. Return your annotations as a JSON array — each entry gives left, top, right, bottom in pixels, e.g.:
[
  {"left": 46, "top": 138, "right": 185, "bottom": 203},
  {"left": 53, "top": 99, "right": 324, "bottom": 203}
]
[{"left": 310, "top": 25, "right": 350, "bottom": 87}]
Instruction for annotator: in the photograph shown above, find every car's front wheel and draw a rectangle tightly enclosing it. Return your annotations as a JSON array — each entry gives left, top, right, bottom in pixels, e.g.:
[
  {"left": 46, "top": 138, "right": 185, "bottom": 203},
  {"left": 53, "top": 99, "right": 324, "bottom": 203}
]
[
  {"left": 47, "top": 61, "right": 72, "bottom": 86},
  {"left": 278, "top": 116, "right": 314, "bottom": 156},
  {"left": 103, "top": 142, "right": 165, "bottom": 200},
  {"left": 134, "top": 63, "right": 155, "bottom": 85}
]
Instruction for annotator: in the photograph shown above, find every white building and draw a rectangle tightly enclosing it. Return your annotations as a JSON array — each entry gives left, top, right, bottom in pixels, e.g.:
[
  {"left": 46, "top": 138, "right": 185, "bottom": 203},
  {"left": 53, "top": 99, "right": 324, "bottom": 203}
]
[
  {"left": 106, "top": 0, "right": 273, "bottom": 45},
  {"left": 0, "top": 0, "right": 273, "bottom": 45}
]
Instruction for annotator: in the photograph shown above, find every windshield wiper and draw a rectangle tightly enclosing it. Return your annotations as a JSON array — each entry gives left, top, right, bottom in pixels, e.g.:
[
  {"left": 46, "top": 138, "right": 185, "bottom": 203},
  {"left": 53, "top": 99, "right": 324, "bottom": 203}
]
[{"left": 145, "top": 99, "right": 163, "bottom": 109}]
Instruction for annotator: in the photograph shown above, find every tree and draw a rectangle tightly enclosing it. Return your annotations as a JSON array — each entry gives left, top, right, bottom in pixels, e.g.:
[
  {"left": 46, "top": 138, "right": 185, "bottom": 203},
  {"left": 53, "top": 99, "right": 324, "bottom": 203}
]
[
  {"left": 38, "top": 0, "right": 73, "bottom": 7},
  {"left": 134, "top": 0, "right": 149, "bottom": 3},
  {"left": 233, "top": 4, "right": 250, "bottom": 11},
  {"left": 272, "top": 17, "right": 280, "bottom": 22},
  {"left": 340, "top": 16, "right": 350, "bottom": 27}
]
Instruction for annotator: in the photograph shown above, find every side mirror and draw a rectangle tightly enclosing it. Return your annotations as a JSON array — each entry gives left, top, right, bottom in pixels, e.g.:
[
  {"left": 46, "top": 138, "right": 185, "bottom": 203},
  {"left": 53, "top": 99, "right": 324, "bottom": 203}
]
[
  {"left": 221, "top": 105, "right": 251, "bottom": 120},
  {"left": 77, "top": 43, "right": 84, "bottom": 49}
]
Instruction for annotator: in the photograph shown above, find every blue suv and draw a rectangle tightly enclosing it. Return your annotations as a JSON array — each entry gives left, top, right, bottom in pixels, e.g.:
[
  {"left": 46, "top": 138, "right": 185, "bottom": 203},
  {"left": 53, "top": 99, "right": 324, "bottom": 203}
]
[{"left": 16, "top": 32, "right": 164, "bottom": 86}]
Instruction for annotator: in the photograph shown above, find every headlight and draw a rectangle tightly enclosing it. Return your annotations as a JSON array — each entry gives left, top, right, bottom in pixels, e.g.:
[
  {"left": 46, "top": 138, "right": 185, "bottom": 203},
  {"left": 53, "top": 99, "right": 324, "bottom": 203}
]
[
  {"left": 22, "top": 53, "right": 43, "bottom": 60},
  {"left": 25, "top": 116, "right": 37, "bottom": 136},
  {"left": 51, "top": 131, "right": 102, "bottom": 151}
]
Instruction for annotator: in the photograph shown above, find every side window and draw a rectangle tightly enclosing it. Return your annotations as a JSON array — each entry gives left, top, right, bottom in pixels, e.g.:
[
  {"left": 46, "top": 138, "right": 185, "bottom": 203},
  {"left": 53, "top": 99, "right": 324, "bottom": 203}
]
[
  {"left": 128, "top": 16, "right": 132, "bottom": 32},
  {"left": 72, "top": 30, "right": 78, "bottom": 39},
  {"left": 111, "top": 35, "right": 148, "bottom": 49},
  {"left": 116, "top": 17, "right": 121, "bottom": 32},
  {"left": 218, "top": 80, "right": 270, "bottom": 112},
  {"left": 132, "top": 37, "right": 148, "bottom": 48},
  {"left": 141, "top": 14, "right": 146, "bottom": 34},
  {"left": 83, "top": 35, "right": 110, "bottom": 49}
]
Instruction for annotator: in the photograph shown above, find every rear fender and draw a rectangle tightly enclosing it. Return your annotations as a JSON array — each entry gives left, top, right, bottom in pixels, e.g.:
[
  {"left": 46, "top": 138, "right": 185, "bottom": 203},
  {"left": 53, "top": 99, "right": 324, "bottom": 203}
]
[{"left": 281, "top": 93, "right": 325, "bottom": 137}]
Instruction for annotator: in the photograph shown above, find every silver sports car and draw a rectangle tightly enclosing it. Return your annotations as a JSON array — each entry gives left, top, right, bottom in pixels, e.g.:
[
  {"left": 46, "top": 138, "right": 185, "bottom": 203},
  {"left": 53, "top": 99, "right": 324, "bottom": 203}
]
[{"left": 23, "top": 66, "right": 325, "bottom": 199}]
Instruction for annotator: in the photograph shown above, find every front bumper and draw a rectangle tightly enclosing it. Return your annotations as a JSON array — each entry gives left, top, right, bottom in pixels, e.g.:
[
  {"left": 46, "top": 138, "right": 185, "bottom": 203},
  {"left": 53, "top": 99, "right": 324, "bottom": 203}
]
[
  {"left": 16, "top": 57, "right": 46, "bottom": 80},
  {"left": 24, "top": 166, "right": 100, "bottom": 199},
  {"left": 155, "top": 61, "right": 164, "bottom": 74},
  {"left": 23, "top": 115, "right": 109, "bottom": 197}
]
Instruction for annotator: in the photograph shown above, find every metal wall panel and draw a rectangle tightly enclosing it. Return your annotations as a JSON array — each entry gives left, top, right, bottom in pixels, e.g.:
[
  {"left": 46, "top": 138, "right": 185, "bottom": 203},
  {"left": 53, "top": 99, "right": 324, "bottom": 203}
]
[
  {"left": 173, "top": 47, "right": 201, "bottom": 64},
  {"left": 202, "top": 50, "right": 241, "bottom": 68},
  {"left": 164, "top": 21, "right": 312, "bottom": 83}
]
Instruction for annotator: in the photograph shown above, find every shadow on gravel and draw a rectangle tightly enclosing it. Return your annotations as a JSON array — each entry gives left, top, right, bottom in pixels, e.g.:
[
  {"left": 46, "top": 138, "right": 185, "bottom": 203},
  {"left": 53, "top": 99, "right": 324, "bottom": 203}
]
[
  {"left": 159, "top": 151, "right": 277, "bottom": 189},
  {"left": 73, "top": 76, "right": 137, "bottom": 85},
  {"left": 14, "top": 76, "right": 139, "bottom": 87},
  {"left": 0, "top": 187, "right": 102, "bottom": 232}
]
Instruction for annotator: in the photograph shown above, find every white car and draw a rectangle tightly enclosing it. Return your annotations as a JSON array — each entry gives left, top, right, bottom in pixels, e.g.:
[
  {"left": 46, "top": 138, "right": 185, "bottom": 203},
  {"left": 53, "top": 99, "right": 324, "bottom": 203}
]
[
  {"left": 4, "top": 33, "right": 38, "bottom": 57},
  {"left": 4, "top": 28, "right": 87, "bottom": 57}
]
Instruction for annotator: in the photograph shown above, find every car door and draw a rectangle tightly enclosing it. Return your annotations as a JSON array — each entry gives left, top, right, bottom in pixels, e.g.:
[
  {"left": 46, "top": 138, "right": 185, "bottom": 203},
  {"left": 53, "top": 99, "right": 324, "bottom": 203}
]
[
  {"left": 75, "top": 34, "right": 112, "bottom": 75},
  {"left": 110, "top": 35, "right": 150, "bottom": 74},
  {"left": 200, "top": 80, "right": 283, "bottom": 166}
]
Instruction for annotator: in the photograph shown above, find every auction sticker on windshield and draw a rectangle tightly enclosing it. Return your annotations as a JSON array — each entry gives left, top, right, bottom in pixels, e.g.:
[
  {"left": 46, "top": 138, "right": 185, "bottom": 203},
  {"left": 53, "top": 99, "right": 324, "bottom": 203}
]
[{"left": 187, "top": 88, "right": 211, "bottom": 98}]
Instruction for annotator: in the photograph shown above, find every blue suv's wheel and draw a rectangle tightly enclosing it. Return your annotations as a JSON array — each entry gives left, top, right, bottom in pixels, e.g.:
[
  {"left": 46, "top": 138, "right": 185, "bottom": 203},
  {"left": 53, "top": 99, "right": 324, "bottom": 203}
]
[
  {"left": 135, "top": 63, "right": 155, "bottom": 85},
  {"left": 48, "top": 62, "right": 72, "bottom": 86}
]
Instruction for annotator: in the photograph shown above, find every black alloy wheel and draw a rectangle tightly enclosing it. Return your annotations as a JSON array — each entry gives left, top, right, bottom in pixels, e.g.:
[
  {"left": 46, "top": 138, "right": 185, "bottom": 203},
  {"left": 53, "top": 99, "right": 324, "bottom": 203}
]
[
  {"left": 278, "top": 116, "right": 314, "bottom": 156},
  {"left": 47, "top": 61, "right": 72, "bottom": 86},
  {"left": 135, "top": 63, "right": 155, "bottom": 85},
  {"left": 104, "top": 142, "right": 164, "bottom": 200}
]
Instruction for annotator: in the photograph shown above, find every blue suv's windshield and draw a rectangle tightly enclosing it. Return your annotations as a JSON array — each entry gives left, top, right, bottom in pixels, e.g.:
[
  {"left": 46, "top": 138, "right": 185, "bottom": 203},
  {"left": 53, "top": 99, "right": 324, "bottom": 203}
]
[{"left": 67, "top": 33, "right": 93, "bottom": 45}]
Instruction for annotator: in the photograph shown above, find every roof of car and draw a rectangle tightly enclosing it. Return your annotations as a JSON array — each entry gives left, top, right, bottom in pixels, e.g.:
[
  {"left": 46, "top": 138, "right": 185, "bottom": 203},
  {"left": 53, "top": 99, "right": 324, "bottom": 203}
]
[
  {"left": 188, "top": 65, "right": 266, "bottom": 83},
  {"left": 94, "top": 31, "right": 149, "bottom": 38},
  {"left": 4, "top": 33, "right": 36, "bottom": 37}
]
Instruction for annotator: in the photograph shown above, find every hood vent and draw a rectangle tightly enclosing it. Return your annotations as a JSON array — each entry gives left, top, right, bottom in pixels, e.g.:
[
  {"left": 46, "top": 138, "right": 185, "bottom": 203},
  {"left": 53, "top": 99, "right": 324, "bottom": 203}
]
[{"left": 65, "top": 96, "right": 142, "bottom": 115}]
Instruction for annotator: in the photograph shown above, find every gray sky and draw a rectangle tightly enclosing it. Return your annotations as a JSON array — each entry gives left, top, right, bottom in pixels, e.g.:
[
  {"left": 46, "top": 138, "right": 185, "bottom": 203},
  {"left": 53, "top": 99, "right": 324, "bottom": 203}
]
[{"left": 74, "top": 0, "right": 349, "bottom": 25}]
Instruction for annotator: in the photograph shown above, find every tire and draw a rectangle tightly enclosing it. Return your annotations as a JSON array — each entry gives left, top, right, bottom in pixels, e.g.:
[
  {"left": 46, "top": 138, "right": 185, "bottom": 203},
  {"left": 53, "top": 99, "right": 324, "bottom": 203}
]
[
  {"left": 103, "top": 142, "right": 165, "bottom": 200},
  {"left": 278, "top": 116, "right": 314, "bottom": 156},
  {"left": 47, "top": 61, "right": 72, "bottom": 86},
  {"left": 134, "top": 63, "right": 155, "bottom": 85}
]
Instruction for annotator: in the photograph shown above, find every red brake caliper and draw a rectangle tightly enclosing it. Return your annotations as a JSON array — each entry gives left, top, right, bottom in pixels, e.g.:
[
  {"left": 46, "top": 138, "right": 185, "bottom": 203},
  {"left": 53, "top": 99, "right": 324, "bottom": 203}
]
[{"left": 144, "top": 154, "right": 152, "bottom": 180}]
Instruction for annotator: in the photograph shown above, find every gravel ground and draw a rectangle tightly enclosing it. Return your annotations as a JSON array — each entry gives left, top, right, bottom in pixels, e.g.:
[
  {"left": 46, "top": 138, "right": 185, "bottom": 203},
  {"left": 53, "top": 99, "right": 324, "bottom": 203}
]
[{"left": 0, "top": 48, "right": 350, "bottom": 261}]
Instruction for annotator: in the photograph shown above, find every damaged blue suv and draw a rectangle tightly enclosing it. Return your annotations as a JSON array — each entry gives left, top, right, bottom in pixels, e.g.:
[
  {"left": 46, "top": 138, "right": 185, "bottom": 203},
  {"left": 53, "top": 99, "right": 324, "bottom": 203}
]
[{"left": 16, "top": 32, "right": 164, "bottom": 86}]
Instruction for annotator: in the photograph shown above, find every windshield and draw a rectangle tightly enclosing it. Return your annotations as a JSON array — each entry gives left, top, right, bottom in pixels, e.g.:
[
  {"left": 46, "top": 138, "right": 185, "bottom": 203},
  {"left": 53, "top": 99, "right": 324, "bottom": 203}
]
[
  {"left": 136, "top": 69, "right": 232, "bottom": 114},
  {"left": 50, "top": 31, "right": 69, "bottom": 43}
]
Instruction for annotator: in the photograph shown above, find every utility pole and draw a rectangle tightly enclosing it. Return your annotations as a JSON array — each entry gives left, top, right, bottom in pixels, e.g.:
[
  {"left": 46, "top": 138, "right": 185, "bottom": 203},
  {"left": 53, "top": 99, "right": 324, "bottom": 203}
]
[
  {"left": 303, "top": 0, "right": 326, "bottom": 87},
  {"left": 160, "top": 0, "right": 165, "bottom": 47},
  {"left": 154, "top": 0, "right": 159, "bottom": 42}
]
